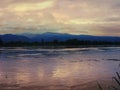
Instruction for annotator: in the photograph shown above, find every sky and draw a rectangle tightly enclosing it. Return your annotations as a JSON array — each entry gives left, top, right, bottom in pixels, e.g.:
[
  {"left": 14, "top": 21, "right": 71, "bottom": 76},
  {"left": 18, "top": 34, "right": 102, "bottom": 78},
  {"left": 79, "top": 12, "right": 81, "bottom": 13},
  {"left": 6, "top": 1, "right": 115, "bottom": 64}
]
[{"left": 0, "top": 0, "right": 120, "bottom": 36}]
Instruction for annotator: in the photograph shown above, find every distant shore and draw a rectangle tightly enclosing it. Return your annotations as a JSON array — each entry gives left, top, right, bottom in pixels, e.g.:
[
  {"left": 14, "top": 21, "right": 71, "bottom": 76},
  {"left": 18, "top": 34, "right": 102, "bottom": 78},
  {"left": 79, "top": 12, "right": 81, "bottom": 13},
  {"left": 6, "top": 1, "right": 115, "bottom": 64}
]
[
  {"left": 0, "top": 38, "right": 120, "bottom": 49},
  {"left": 0, "top": 45, "right": 120, "bottom": 49}
]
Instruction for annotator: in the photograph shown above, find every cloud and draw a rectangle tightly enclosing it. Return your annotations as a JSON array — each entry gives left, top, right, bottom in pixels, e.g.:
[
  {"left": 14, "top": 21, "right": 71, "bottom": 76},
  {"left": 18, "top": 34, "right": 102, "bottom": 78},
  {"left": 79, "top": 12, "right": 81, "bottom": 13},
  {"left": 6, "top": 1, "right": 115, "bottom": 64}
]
[
  {"left": 93, "top": 24, "right": 120, "bottom": 36},
  {"left": 6, "top": 0, "right": 55, "bottom": 12},
  {"left": 0, "top": 0, "right": 120, "bottom": 36}
]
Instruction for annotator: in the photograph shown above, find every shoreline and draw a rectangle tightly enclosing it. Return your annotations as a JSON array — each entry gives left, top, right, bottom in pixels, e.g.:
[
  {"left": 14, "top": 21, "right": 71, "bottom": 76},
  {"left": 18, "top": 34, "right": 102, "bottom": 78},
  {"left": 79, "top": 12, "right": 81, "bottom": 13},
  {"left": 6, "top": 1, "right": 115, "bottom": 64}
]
[{"left": 0, "top": 45, "right": 120, "bottom": 49}]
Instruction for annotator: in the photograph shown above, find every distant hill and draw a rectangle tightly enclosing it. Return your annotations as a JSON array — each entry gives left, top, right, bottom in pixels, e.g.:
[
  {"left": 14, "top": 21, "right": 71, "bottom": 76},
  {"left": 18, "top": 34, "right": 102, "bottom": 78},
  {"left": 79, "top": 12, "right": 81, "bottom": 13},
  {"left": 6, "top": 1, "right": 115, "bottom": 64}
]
[
  {"left": 24, "top": 32, "right": 120, "bottom": 42},
  {"left": 0, "top": 32, "right": 120, "bottom": 43},
  {"left": 0, "top": 34, "right": 31, "bottom": 43}
]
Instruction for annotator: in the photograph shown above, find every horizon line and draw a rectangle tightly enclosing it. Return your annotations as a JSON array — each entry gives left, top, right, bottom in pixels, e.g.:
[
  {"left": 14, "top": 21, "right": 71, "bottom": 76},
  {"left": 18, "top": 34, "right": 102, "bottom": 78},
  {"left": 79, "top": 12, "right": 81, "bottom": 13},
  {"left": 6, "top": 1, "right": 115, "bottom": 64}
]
[{"left": 0, "top": 32, "right": 120, "bottom": 37}]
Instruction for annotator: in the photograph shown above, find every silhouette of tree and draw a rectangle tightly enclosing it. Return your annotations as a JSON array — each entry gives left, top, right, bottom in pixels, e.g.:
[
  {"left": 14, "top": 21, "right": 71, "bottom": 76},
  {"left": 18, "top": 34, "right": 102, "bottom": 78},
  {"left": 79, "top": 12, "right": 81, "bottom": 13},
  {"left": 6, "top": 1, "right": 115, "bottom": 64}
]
[
  {"left": 41, "top": 39, "right": 45, "bottom": 45},
  {"left": 53, "top": 39, "right": 59, "bottom": 45},
  {"left": 0, "top": 38, "right": 3, "bottom": 46},
  {"left": 1, "top": 38, "right": 120, "bottom": 47}
]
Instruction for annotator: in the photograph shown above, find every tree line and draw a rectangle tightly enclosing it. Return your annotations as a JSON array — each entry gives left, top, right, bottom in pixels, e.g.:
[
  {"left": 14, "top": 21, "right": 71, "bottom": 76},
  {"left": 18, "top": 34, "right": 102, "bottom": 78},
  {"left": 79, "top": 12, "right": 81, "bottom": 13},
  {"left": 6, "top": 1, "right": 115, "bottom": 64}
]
[
  {"left": 0, "top": 38, "right": 3, "bottom": 46},
  {"left": 0, "top": 38, "right": 120, "bottom": 47}
]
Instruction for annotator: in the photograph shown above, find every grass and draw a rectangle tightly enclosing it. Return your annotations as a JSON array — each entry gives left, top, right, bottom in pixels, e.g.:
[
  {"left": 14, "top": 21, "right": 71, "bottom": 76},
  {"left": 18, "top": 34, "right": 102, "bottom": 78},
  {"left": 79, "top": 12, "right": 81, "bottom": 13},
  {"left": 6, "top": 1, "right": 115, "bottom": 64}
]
[{"left": 98, "top": 72, "right": 120, "bottom": 90}]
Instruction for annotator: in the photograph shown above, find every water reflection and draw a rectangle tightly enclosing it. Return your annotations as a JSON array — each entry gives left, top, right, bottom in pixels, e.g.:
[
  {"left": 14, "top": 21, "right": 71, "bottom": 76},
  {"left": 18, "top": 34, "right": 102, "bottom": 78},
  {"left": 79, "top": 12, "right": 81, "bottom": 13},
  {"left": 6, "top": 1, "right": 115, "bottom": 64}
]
[{"left": 0, "top": 47, "right": 120, "bottom": 90}]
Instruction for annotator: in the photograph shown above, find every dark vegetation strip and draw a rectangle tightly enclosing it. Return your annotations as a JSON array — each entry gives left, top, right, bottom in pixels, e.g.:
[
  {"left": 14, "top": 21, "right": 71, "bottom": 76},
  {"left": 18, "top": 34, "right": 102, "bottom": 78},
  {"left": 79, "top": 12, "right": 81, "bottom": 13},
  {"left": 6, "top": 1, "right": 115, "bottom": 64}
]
[{"left": 0, "top": 38, "right": 120, "bottom": 47}]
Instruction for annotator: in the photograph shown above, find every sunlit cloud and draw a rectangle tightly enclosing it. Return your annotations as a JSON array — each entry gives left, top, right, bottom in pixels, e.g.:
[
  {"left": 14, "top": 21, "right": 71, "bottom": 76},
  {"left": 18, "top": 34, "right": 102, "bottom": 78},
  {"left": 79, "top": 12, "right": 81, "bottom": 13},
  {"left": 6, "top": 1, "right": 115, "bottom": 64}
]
[
  {"left": 7, "top": 1, "right": 55, "bottom": 12},
  {"left": 0, "top": 0, "right": 120, "bottom": 36}
]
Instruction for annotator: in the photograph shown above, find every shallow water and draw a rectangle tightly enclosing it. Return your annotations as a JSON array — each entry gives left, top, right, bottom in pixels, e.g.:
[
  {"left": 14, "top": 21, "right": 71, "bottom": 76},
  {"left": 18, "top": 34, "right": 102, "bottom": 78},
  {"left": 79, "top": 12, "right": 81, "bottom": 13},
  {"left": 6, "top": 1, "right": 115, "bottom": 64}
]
[{"left": 0, "top": 47, "right": 120, "bottom": 90}]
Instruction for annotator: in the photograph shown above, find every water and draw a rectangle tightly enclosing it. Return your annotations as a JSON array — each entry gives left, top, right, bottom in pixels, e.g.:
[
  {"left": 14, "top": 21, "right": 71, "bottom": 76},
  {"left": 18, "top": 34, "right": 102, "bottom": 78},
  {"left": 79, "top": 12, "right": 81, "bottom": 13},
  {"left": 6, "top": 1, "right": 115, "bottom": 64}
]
[{"left": 0, "top": 47, "right": 120, "bottom": 90}]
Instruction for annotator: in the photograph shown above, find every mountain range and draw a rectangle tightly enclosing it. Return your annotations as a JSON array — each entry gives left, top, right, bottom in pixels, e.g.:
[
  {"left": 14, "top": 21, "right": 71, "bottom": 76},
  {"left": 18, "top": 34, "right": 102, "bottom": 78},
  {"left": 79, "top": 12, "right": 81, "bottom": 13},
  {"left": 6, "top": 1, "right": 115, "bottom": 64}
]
[{"left": 0, "top": 32, "right": 120, "bottom": 43}]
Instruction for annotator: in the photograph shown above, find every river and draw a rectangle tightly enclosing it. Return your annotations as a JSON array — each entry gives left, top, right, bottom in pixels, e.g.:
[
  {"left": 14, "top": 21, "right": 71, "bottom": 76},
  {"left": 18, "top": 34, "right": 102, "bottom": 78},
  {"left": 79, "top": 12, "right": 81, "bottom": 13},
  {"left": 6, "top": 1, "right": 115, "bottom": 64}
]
[{"left": 0, "top": 47, "right": 120, "bottom": 90}]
